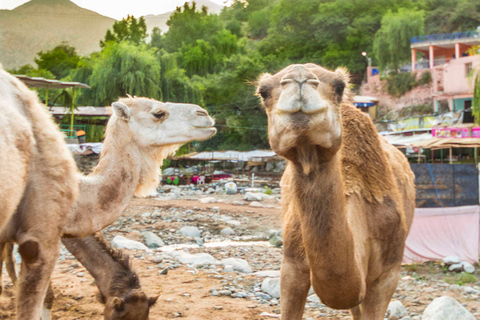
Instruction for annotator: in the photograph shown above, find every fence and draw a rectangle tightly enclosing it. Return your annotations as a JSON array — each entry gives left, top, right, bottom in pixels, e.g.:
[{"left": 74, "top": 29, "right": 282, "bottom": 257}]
[{"left": 411, "top": 164, "right": 479, "bottom": 207}]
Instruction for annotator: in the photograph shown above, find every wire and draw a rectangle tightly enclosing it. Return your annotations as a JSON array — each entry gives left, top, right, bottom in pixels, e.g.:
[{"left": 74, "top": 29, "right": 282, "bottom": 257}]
[{"left": 215, "top": 124, "right": 267, "bottom": 130}]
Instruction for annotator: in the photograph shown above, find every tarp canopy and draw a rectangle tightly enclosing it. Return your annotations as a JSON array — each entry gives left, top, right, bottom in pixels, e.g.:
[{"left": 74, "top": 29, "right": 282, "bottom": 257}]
[
  {"left": 404, "top": 205, "right": 480, "bottom": 264},
  {"left": 14, "top": 75, "right": 90, "bottom": 89},
  {"left": 174, "top": 150, "right": 279, "bottom": 162},
  {"left": 410, "top": 137, "right": 480, "bottom": 149},
  {"left": 383, "top": 133, "right": 433, "bottom": 147}
]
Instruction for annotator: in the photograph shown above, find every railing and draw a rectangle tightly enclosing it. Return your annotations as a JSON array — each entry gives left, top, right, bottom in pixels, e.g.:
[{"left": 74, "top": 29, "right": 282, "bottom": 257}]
[{"left": 411, "top": 30, "right": 479, "bottom": 44}]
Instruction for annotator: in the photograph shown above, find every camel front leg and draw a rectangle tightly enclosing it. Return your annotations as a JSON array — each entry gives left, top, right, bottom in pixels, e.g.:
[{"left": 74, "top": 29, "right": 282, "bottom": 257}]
[
  {"left": 42, "top": 283, "right": 54, "bottom": 320},
  {"left": 5, "top": 242, "right": 18, "bottom": 285},
  {"left": 16, "top": 238, "right": 59, "bottom": 320},
  {"left": 280, "top": 222, "right": 311, "bottom": 320}
]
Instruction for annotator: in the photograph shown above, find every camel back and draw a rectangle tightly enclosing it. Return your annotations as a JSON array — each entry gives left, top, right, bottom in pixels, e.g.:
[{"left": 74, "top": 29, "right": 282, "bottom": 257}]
[{"left": 340, "top": 103, "right": 398, "bottom": 203}]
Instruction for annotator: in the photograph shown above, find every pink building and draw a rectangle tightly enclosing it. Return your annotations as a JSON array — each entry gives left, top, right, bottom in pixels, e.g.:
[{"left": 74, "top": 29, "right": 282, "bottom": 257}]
[{"left": 410, "top": 30, "right": 480, "bottom": 113}]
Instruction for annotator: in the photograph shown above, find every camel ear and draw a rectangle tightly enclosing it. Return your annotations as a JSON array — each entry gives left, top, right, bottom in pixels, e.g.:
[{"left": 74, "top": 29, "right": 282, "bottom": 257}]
[
  {"left": 112, "top": 102, "right": 131, "bottom": 121},
  {"left": 112, "top": 297, "right": 125, "bottom": 311},
  {"left": 148, "top": 295, "right": 159, "bottom": 306}
]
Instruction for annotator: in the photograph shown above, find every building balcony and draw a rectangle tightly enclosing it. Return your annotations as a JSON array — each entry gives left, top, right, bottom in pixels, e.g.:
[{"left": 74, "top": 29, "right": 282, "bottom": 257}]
[{"left": 411, "top": 30, "right": 480, "bottom": 45}]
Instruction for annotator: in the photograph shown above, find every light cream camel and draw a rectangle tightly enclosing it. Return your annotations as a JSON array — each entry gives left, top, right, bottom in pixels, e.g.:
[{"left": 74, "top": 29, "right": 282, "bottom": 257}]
[
  {"left": 256, "top": 64, "right": 415, "bottom": 320},
  {"left": 2, "top": 96, "right": 216, "bottom": 319},
  {"left": 0, "top": 69, "right": 78, "bottom": 319}
]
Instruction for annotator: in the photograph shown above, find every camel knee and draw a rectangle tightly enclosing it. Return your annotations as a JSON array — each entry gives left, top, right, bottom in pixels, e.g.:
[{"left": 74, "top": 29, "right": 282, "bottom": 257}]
[{"left": 18, "top": 240, "right": 40, "bottom": 264}]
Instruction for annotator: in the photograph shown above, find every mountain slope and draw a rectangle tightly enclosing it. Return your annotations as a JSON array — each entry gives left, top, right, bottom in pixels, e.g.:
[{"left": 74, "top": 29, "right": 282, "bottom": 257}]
[{"left": 0, "top": 0, "right": 115, "bottom": 69}]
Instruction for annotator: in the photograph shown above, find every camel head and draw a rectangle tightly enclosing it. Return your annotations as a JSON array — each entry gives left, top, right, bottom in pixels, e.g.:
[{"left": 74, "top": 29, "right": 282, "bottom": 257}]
[
  {"left": 110, "top": 97, "right": 216, "bottom": 148},
  {"left": 257, "top": 63, "right": 349, "bottom": 165},
  {"left": 102, "top": 290, "right": 158, "bottom": 320}
]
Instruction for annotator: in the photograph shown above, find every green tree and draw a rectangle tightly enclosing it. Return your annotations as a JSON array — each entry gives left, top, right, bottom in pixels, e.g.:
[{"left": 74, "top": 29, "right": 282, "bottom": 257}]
[
  {"left": 89, "top": 42, "right": 161, "bottom": 105},
  {"left": 373, "top": 8, "right": 424, "bottom": 72},
  {"left": 150, "top": 27, "right": 164, "bottom": 49},
  {"left": 34, "top": 43, "right": 80, "bottom": 79},
  {"left": 100, "top": 15, "right": 147, "bottom": 47}
]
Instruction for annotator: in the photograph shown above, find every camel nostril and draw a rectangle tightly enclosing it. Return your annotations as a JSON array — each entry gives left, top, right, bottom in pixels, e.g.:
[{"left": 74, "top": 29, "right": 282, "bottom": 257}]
[{"left": 196, "top": 110, "right": 208, "bottom": 117}]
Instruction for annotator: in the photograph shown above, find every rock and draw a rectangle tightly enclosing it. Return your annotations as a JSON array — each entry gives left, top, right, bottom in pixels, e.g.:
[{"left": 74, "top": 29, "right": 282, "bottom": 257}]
[
  {"left": 244, "top": 192, "right": 264, "bottom": 201},
  {"left": 225, "top": 182, "right": 237, "bottom": 194},
  {"left": 112, "top": 236, "right": 152, "bottom": 252},
  {"left": 220, "top": 258, "right": 252, "bottom": 274},
  {"left": 221, "top": 227, "right": 235, "bottom": 236},
  {"left": 223, "top": 265, "right": 235, "bottom": 273},
  {"left": 254, "top": 270, "right": 281, "bottom": 278},
  {"left": 448, "top": 263, "right": 463, "bottom": 272},
  {"left": 225, "top": 220, "right": 241, "bottom": 226},
  {"left": 168, "top": 251, "right": 217, "bottom": 266},
  {"left": 162, "top": 168, "right": 175, "bottom": 175},
  {"left": 218, "top": 290, "right": 232, "bottom": 296},
  {"left": 143, "top": 231, "right": 165, "bottom": 248},
  {"left": 387, "top": 301, "right": 407, "bottom": 320},
  {"left": 269, "top": 234, "right": 283, "bottom": 247},
  {"left": 463, "top": 287, "right": 479, "bottom": 294},
  {"left": 422, "top": 296, "right": 475, "bottom": 320},
  {"left": 179, "top": 226, "right": 201, "bottom": 238},
  {"left": 261, "top": 277, "right": 280, "bottom": 298},
  {"left": 255, "top": 292, "right": 272, "bottom": 300},
  {"left": 199, "top": 197, "right": 216, "bottom": 203},
  {"left": 159, "top": 268, "right": 169, "bottom": 275},
  {"left": 443, "top": 256, "right": 461, "bottom": 265},
  {"left": 249, "top": 201, "right": 263, "bottom": 207},
  {"left": 141, "top": 212, "right": 151, "bottom": 218},
  {"left": 76, "top": 272, "right": 84, "bottom": 277},
  {"left": 307, "top": 294, "right": 321, "bottom": 304},
  {"left": 152, "top": 255, "right": 164, "bottom": 263},
  {"left": 461, "top": 261, "right": 475, "bottom": 273}
]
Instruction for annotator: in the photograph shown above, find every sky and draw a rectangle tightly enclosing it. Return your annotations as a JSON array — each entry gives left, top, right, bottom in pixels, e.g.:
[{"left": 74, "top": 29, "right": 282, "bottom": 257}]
[{"left": 0, "top": 0, "right": 231, "bottom": 19}]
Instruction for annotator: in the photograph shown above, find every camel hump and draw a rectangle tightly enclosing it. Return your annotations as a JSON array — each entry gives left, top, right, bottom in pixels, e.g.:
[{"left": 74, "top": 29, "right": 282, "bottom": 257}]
[{"left": 341, "top": 103, "right": 399, "bottom": 203}]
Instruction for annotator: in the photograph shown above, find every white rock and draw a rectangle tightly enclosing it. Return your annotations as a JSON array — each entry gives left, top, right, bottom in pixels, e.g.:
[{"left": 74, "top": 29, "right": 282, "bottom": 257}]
[
  {"left": 162, "top": 168, "right": 175, "bottom": 175},
  {"left": 225, "top": 220, "right": 241, "bottom": 226},
  {"left": 168, "top": 251, "right": 217, "bottom": 266},
  {"left": 244, "top": 192, "right": 264, "bottom": 201},
  {"left": 422, "top": 296, "right": 475, "bottom": 320},
  {"left": 261, "top": 277, "right": 280, "bottom": 298},
  {"left": 448, "top": 263, "right": 463, "bottom": 272},
  {"left": 220, "top": 227, "right": 235, "bottom": 236},
  {"left": 225, "top": 182, "right": 237, "bottom": 194},
  {"left": 179, "top": 226, "right": 201, "bottom": 238},
  {"left": 443, "top": 256, "right": 461, "bottom": 265},
  {"left": 249, "top": 201, "right": 263, "bottom": 207},
  {"left": 220, "top": 258, "right": 252, "bottom": 274},
  {"left": 199, "top": 197, "right": 216, "bottom": 203},
  {"left": 254, "top": 270, "right": 281, "bottom": 278},
  {"left": 307, "top": 294, "right": 321, "bottom": 304},
  {"left": 223, "top": 265, "right": 235, "bottom": 273},
  {"left": 112, "top": 236, "right": 152, "bottom": 252},
  {"left": 141, "top": 212, "right": 152, "bottom": 218},
  {"left": 387, "top": 300, "right": 408, "bottom": 320},
  {"left": 461, "top": 261, "right": 475, "bottom": 273},
  {"left": 143, "top": 231, "right": 165, "bottom": 248}
]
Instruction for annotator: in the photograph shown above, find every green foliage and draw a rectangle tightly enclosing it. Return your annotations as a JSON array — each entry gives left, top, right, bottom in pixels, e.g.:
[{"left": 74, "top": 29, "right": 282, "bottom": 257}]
[
  {"left": 422, "top": 0, "right": 480, "bottom": 34},
  {"left": 374, "top": 8, "right": 424, "bottom": 72},
  {"left": 444, "top": 272, "right": 478, "bottom": 285},
  {"left": 100, "top": 15, "right": 147, "bottom": 47},
  {"left": 89, "top": 42, "right": 161, "bottom": 105},
  {"left": 473, "top": 73, "right": 480, "bottom": 124},
  {"left": 150, "top": 27, "right": 164, "bottom": 50},
  {"left": 387, "top": 72, "right": 418, "bottom": 97},
  {"left": 419, "top": 70, "right": 432, "bottom": 85},
  {"left": 264, "top": 186, "right": 272, "bottom": 195},
  {"left": 34, "top": 42, "right": 80, "bottom": 79}
]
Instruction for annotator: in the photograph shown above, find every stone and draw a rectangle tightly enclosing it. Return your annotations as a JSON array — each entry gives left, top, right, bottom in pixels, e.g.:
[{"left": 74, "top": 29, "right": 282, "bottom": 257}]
[
  {"left": 159, "top": 268, "right": 169, "bottom": 275},
  {"left": 307, "top": 294, "right": 321, "bottom": 304},
  {"left": 152, "top": 255, "right": 164, "bottom": 263},
  {"left": 448, "top": 263, "right": 463, "bottom": 272},
  {"left": 261, "top": 277, "right": 280, "bottom": 298},
  {"left": 269, "top": 234, "right": 283, "bottom": 247},
  {"left": 223, "top": 265, "right": 235, "bottom": 273},
  {"left": 422, "top": 296, "right": 475, "bottom": 320},
  {"left": 218, "top": 290, "right": 232, "bottom": 296},
  {"left": 244, "top": 192, "right": 264, "bottom": 201},
  {"left": 387, "top": 301, "right": 407, "bottom": 320},
  {"left": 76, "top": 272, "right": 84, "bottom": 277},
  {"left": 179, "top": 226, "right": 201, "bottom": 238},
  {"left": 220, "top": 258, "right": 252, "bottom": 274},
  {"left": 221, "top": 227, "right": 235, "bottom": 236},
  {"left": 141, "top": 212, "right": 151, "bottom": 218},
  {"left": 199, "top": 197, "right": 216, "bottom": 204},
  {"left": 143, "top": 231, "right": 165, "bottom": 248},
  {"left": 249, "top": 201, "right": 263, "bottom": 207},
  {"left": 255, "top": 292, "right": 272, "bottom": 300},
  {"left": 461, "top": 261, "right": 475, "bottom": 273},
  {"left": 112, "top": 236, "right": 152, "bottom": 252},
  {"left": 442, "top": 256, "right": 461, "bottom": 265},
  {"left": 253, "top": 270, "right": 281, "bottom": 278},
  {"left": 168, "top": 251, "right": 217, "bottom": 266},
  {"left": 225, "top": 182, "right": 237, "bottom": 194}
]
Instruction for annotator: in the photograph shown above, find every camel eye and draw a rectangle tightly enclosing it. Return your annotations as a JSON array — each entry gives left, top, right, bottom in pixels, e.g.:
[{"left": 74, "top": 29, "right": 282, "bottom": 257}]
[
  {"left": 152, "top": 111, "right": 167, "bottom": 121},
  {"left": 258, "top": 86, "right": 270, "bottom": 100},
  {"left": 335, "top": 83, "right": 345, "bottom": 96}
]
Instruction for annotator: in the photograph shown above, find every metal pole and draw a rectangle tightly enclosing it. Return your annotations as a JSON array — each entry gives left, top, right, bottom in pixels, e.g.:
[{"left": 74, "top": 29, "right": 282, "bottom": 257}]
[
  {"left": 449, "top": 147, "right": 453, "bottom": 164},
  {"left": 70, "top": 88, "right": 76, "bottom": 133},
  {"left": 45, "top": 85, "right": 49, "bottom": 106}
]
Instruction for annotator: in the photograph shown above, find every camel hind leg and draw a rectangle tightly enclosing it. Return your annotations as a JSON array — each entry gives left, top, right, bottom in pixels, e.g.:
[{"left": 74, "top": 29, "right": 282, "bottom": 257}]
[{"left": 5, "top": 242, "right": 18, "bottom": 284}]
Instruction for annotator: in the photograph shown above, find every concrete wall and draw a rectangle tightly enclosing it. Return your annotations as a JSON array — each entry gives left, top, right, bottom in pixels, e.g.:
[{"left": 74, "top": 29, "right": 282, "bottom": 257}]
[
  {"left": 453, "top": 98, "right": 473, "bottom": 111},
  {"left": 443, "top": 55, "right": 480, "bottom": 94}
]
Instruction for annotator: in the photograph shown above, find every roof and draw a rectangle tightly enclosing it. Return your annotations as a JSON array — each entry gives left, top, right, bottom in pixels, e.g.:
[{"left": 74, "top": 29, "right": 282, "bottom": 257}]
[
  {"left": 411, "top": 30, "right": 480, "bottom": 50},
  {"left": 173, "top": 150, "right": 280, "bottom": 162},
  {"left": 14, "top": 75, "right": 90, "bottom": 89},
  {"left": 50, "top": 106, "right": 112, "bottom": 116},
  {"left": 410, "top": 137, "right": 480, "bottom": 149}
]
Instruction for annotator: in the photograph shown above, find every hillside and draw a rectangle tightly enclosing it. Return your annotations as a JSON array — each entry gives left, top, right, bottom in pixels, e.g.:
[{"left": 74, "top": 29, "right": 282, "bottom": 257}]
[{"left": 0, "top": 0, "right": 115, "bottom": 69}]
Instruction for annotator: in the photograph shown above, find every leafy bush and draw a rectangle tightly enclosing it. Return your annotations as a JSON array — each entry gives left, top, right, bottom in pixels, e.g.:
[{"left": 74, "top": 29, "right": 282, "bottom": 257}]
[
  {"left": 387, "top": 72, "right": 417, "bottom": 97},
  {"left": 419, "top": 71, "right": 432, "bottom": 85}
]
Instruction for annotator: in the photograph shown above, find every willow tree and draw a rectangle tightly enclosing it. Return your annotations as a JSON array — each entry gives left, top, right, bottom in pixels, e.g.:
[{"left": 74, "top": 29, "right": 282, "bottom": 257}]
[
  {"left": 89, "top": 41, "right": 161, "bottom": 105},
  {"left": 373, "top": 8, "right": 424, "bottom": 72},
  {"left": 473, "top": 73, "right": 480, "bottom": 124}
]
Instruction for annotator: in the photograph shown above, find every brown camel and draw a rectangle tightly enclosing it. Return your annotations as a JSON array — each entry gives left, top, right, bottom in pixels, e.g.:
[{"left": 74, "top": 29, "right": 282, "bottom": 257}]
[
  {"left": 256, "top": 64, "right": 415, "bottom": 320},
  {"left": 0, "top": 69, "right": 78, "bottom": 319},
  {"left": 1, "top": 96, "right": 216, "bottom": 319}
]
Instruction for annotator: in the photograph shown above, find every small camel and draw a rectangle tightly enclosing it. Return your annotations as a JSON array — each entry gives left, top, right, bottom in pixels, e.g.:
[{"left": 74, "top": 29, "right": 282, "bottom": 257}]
[
  {"left": 2, "top": 96, "right": 216, "bottom": 319},
  {"left": 256, "top": 64, "right": 415, "bottom": 320},
  {"left": 1, "top": 233, "right": 158, "bottom": 320},
  {"left": 0, "top": 69, "right": 78, "bottom": 319}
]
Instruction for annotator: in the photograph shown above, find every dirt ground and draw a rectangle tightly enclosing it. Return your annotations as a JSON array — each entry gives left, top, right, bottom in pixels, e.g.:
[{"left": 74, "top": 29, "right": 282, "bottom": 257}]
[{"left": 1, "top": 195, "right": 479, "bottom": 319}]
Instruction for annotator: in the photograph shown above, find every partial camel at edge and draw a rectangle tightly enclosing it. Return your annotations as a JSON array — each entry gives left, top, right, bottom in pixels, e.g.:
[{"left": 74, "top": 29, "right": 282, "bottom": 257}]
[
  {"left": 256, "top": 63, "right": 415, "bottom": 320},
  {"left": 1, "top": 93, "right": 217, "bottom": 319}
]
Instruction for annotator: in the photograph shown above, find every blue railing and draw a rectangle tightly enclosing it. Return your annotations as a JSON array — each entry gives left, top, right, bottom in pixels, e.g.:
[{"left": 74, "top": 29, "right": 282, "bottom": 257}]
[{"left": 411, "top": 30, "right": 479, "bottom": 44}]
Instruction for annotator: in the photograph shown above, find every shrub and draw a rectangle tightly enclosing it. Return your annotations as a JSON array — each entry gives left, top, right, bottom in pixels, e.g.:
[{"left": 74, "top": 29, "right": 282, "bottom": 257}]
[
  {"left": 387, "top": 72, "right": 417, "bottom": 97},
  {"left": 419, "top": 71, "right": 432, "bottom": 85}
]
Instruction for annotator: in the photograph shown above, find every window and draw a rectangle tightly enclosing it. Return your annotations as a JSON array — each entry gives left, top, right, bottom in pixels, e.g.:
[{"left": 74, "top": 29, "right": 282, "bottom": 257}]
[{"left": 465, "top": 62, "right": 473, "bottom": 77}]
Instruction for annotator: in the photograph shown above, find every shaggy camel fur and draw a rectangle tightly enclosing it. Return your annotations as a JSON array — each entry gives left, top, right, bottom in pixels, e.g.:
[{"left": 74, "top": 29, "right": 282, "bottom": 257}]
[
  {"left": 0, "top": 69, "right": 78, "bottom": 319},
  {"left": 256, "top": 64, "right": 415, "bottom": 320},
  {"left": 2, "top": 96, "right": 216, "bottom": 319}
]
